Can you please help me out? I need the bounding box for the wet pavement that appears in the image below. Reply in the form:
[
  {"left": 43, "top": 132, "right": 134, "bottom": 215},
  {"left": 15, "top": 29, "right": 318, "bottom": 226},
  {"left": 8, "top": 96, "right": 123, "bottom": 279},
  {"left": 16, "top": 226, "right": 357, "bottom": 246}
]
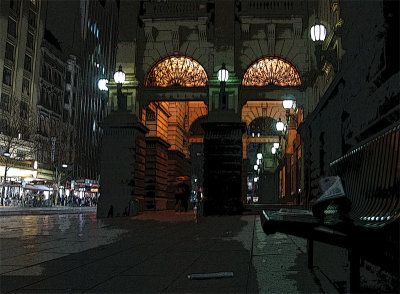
[{"left": 0, "top": 208, "right": 394, "bottom": 293}]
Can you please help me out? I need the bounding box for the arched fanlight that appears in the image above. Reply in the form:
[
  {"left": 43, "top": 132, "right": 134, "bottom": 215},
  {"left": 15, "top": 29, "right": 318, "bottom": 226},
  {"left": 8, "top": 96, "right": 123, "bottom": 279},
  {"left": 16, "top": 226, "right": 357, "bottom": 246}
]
[
  {"left": 310, "top": 24, "right": 327, "bottom": 42},
  {"left": 98, "top": 78, "right": 108, "bottom": 91},
  {"left": 113, "top": 65, "right": 125, "bottom": 84},
  {"left": 217, "top": 63, "right": 229, "bottom": 82},
  {"left": 276, "top": 118, "right": 285, "bottom": 132},
  {"left": 257, "top": 153, "right": 263, "bottom": 160}
]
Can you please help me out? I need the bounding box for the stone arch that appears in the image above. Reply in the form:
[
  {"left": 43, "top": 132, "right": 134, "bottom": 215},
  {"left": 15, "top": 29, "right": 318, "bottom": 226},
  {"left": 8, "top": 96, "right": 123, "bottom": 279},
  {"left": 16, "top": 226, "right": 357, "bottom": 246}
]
[
  {"left": 242, "top": 57, "right": 301, "bottom": 87},
  {"left": 144, "top": 55, "right": 208, "bottom": 87}
]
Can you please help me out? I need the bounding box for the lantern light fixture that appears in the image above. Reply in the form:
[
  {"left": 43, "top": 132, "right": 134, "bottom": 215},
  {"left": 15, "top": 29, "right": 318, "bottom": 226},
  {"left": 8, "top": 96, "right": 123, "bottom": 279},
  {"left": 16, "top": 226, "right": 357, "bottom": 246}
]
[
  {"left": 114, "top": 65, "right": 126, "bottom": 84},
  {"left": 98, "top": 78, "right": 109, "bottom": 91},
  {"left": 310, "top": 24, "right": 327, "bottom": 42},
  {"left": 257, "top": 153, "right": 263, "bottom": 160},
  {"left": 282, "top": 99, "right": 294, "bottom": 110},
  {"left": 273, "top": 142, "right": 280, "bottom": 149},
  {"left": 217, "top": 63, "right": 229, "bottom": 82},
  {"left": 276, "top": 118, "right": 285, "bottom": 132},
  {"left": 271, "top": 147, "right": 277, "bottom": 154},
  {"left": 254, "top": 164, "right": 258, "bottom": 171}
]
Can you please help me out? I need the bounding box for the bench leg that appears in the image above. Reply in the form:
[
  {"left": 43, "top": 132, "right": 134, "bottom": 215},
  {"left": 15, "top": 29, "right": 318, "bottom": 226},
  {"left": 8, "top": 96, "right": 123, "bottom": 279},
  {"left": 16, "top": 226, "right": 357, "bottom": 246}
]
[
  {"left": 348, "top": 250, "right": 360, "bottom": 293},
  {"left": 307, "top": 239, "right": 314, "bottom": 269}
]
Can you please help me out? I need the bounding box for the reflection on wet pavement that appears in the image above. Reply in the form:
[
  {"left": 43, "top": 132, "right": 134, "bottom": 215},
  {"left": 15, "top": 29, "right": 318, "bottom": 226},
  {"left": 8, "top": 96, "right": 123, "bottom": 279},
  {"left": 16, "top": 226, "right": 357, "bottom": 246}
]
[{"left": 0, "top": 212, "right": 128, "bottom": 276}]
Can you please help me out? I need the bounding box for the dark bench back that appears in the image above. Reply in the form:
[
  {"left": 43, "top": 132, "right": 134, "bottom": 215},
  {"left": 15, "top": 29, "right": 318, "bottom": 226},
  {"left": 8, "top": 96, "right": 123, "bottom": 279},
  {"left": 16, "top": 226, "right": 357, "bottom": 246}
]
[{"left": 329, "top": 124, "right": 400, "bottom": 228}]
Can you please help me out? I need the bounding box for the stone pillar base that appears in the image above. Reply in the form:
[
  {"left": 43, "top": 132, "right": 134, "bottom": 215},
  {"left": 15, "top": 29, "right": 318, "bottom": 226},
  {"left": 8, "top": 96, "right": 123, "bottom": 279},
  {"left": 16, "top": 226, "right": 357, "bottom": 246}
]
[
  {"left": 97, "top": 111, "right": 148, "bottom": 218},
  {"left": 201, "top": 122, "right": 246, "bottom": 215}
]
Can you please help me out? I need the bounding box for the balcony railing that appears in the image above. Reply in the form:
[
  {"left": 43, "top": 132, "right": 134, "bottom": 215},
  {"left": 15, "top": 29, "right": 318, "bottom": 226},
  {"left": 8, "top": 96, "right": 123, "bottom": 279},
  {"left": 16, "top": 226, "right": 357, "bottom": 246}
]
[
  {"left": 238, "top": 0, "right": 306, "bottom": 16},
  {"left": 142, "top": 1, "right": 209, "bottom": 19}
]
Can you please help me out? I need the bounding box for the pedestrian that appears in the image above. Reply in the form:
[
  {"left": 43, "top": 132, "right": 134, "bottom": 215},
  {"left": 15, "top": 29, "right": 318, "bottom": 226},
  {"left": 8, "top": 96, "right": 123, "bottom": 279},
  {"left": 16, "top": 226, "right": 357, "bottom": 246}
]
[
  {"left": 181, "top": 176, "right": 191, "bottom": 212},
  {"left": 174, "top": 177, "right": 184, "bottom": 213}
]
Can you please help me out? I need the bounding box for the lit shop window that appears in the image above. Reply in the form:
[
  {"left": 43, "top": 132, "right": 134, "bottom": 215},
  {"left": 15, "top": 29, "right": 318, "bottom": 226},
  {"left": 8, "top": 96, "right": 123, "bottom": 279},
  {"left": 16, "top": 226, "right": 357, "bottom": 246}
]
[
  {"left": 145, "top": 56, "right": 208, "bottom": 87},
  {"left": 242, "top": 57, "right": 301, "bottom": 86}
]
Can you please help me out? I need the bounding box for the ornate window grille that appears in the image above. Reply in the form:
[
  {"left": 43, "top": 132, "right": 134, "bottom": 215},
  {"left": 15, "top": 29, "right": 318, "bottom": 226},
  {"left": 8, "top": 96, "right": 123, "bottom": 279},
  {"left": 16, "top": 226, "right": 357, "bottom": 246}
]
[
  {"left": 242, "top": 57, "right": 301, "bottom": 86},
  {"left": 145, "top": 56, "right": 208, "bottom": 87}
]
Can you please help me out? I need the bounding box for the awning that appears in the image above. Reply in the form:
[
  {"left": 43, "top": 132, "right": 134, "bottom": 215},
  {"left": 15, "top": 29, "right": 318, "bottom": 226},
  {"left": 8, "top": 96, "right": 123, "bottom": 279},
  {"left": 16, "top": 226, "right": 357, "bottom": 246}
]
[{"left": 24, "top": 184, "right": 52, "bottom": 191}]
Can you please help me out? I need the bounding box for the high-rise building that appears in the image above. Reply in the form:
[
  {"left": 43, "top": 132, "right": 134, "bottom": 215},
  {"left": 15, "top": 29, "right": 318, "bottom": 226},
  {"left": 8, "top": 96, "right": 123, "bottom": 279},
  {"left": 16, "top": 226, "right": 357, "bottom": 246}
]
[
  {"left": 0, "top": 0, "right": 48, "bottom": 204},
  {"left": 44, "top": 0, "right": 119, "bottom": 182}
]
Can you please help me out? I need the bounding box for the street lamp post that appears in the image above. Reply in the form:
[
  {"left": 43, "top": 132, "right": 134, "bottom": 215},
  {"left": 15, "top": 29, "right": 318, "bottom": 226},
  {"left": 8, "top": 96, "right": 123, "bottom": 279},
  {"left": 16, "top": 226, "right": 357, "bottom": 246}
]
[
  {"left": 55, "top": 163, "right": 67, "bottom": 206},
  {"left": 1, "top": 150, "right": 11, "bottom": 206},
  {"left": 114, "top": 65, "right": 126, "bottom": 111},
  {"left": 217, "top": 63, "right": 229, "bottom": 109}
]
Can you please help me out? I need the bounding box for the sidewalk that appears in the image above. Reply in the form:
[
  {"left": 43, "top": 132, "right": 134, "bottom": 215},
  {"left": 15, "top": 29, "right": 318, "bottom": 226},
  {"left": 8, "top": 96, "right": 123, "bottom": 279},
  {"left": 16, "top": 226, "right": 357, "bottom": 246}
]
[
  {"left": 0, "top": 209, "right": 347, "bottom": 293},
  {"left": 0, "top": 205, "right": 96, "bottom": 216},
  {"left": 0, "top": 209, "right": 395, "bottom": 293}
]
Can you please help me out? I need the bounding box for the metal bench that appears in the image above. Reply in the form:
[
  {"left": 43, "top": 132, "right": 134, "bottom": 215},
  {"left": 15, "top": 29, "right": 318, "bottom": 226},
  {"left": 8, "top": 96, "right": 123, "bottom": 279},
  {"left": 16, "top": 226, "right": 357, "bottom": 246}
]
[{"left": 260, "top": 123, "right": 399, "bottom": 292}]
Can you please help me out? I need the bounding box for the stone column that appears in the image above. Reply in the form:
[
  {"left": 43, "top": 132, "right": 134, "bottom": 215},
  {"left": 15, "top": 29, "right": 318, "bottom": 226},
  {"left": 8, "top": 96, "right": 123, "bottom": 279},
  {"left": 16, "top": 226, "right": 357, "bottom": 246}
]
[
  {"left": 97, "top": 112, "right": 148, "bottom": 218},
  {"left": 144, "top": 137, "right": 170, "bottom": 210},
  {"left": 202, "top": 122, "right": 246, "bottom": 215}
]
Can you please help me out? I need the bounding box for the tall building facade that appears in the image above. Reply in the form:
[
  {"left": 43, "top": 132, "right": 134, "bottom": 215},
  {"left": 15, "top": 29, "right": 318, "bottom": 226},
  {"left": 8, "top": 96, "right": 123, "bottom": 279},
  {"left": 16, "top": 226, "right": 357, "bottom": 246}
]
[
  {"left": 0, "top": 0, "right": 48, "bottom": 204},
  {"left": 44, "top": 0, "right": 119, "bottom": 183}
]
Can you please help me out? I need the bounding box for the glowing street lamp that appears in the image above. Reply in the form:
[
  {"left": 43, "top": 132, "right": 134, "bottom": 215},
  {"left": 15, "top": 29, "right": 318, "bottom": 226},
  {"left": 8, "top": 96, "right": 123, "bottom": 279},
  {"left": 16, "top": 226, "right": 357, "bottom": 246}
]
[
  {"left": 217, "top": 63, "right": 229, "bottom": 82},
  {"left": 310, "top": 24, "right": 327, "bottom": 42},
  {"left": 276, "top": 118, "right": 285, "bottom": 132},
  {"left": 98, "top": 78, "right": 109, "bottom": 91},
  {"left": 282, "top": 99, "right": 294, "bottom": 110}
]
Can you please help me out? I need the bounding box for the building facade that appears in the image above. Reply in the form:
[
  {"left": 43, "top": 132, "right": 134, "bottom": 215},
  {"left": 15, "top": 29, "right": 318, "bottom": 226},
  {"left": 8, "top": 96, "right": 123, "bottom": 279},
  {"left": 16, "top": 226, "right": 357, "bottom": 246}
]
[{"left": 96, "top": 0, "right": 399, "bottom": 217}]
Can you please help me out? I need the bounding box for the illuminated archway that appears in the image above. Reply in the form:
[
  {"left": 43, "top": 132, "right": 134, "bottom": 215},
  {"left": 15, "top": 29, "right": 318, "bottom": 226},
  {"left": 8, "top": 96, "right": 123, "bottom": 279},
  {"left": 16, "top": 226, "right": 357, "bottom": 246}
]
[
  {"left": 242, "top": 57, "right": 301, "bottom": 86},
  {"left": 145, "top": 56, "right": 208, "bottom": 87}
]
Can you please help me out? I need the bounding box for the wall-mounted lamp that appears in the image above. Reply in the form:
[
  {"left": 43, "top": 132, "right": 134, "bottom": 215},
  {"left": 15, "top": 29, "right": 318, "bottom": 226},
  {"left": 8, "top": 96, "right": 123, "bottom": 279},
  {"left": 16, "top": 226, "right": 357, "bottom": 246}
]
[{"left": 311, "top": 23, "right": 337, "bottom": 72}]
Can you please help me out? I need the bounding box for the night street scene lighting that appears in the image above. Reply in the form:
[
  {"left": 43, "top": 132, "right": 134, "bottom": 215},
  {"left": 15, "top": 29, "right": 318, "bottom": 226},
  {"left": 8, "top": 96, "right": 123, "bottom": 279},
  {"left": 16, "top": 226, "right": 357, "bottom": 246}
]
[{"left": 0, "top": 1, "right": 398, "bottom": 293}]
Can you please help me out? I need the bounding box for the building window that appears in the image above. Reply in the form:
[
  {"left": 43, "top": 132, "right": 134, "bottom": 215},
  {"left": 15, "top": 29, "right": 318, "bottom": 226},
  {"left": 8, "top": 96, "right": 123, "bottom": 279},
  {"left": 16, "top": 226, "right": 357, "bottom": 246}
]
[
  {"left": 146, "top": 108, "right": 156, "bottom": 121},
  {"left": 5, "top": 42, "right": 15, "bottom": 61},
  {"left": 8, "top": 17, "right": 17, "bottom": 38},
  {"left": 1, "top": 93, "right": 10, "bottom": 112},
  {"left": 27, "top": 32, "right": 34, "bottom": 50},
  {"left": 24, "top": 54, "right": 32, "bottom": 72},
  {"left": 66, "top": 71, "right": 71, "bottom": 84},
  {"left": 22, "top": 78, "right": 31, "bottom": 96},
  {"left": 0, "top": 118, "right": 8, "bottom": 134},
  {"left": 145, "top": 56, "right": 208, "bottom": 87},
  {"left": 242, "top": 57, "right": 302, "bottom": 86},
  {"left": 28, "top": 10, "right": 36, "bottom": 27},
  {"left": 64, "top": 92, "right": 70, "bottom": 104},
  {"left": 20, "top": 101, "right": 28, "bottom": 119},
  {"left": 3, "top": 67, "right": 12, "bottom": 86},
  {"left": 10, "top": 0, "right": 18, "bottom": 10}
]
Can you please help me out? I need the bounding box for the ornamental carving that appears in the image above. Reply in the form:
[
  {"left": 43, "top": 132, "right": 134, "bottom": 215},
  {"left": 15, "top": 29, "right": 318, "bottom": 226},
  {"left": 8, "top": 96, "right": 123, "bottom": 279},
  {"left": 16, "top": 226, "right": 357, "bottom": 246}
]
[
  {"left": 242, "top": 57, "right": 301, "bottom": 86},
  {"left": 145, "top": 56, "right": 208, "bottom": 87}
]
